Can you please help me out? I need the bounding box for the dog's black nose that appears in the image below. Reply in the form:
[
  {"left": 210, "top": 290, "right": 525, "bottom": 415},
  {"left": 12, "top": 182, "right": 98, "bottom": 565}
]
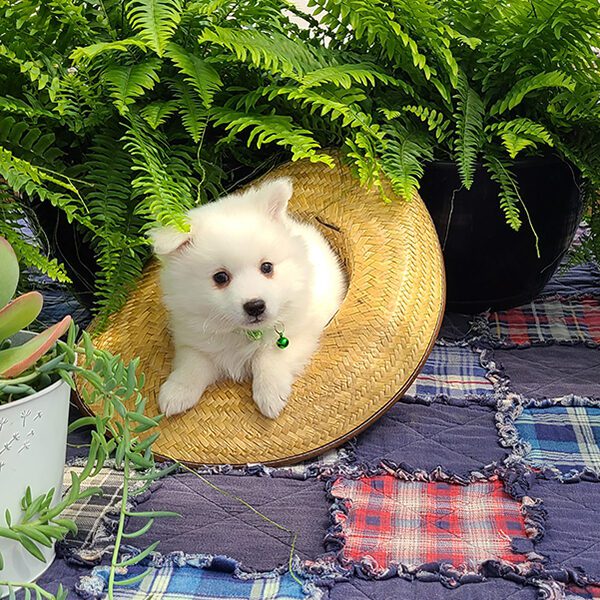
[{"left": 243, "top": 299, "right": 266, "bottom": 317}]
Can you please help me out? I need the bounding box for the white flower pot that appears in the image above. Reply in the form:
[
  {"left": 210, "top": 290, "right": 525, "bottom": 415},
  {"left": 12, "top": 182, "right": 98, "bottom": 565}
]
[{"left": 0, "top": 333, "right": 70, "bottom": 596}]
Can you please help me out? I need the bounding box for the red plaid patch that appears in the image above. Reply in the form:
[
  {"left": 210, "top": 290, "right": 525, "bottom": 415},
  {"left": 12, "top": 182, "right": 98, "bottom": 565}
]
[
  {"left": 489, "top": 298, "right": 600, "bottom": 347},
  {"left": 330, "top": 476, "right": 527, "bottom": 572},
  {"left": 567, "top": 584, "right": 600, "bottom": 599}
]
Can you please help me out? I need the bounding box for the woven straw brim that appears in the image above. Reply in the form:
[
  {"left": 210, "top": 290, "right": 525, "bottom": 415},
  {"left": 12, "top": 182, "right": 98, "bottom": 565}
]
[{"left": 77, "top": 155, "right": 445, "bottom": 466}]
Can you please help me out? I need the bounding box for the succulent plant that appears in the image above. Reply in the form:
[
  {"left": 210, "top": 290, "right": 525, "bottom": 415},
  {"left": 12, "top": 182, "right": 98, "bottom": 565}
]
[{"left": 0, "top": 236, "right": 71, "bottom": 400}]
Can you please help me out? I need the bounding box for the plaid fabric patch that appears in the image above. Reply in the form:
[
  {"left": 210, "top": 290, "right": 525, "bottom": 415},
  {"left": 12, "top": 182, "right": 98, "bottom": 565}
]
[
  {"left": 487, "top": 298, "right": 600, "bottom": 348},
  {"left": 330, "top": 476, "right": 527, "bottom": 571},
  {"left": 515, "top": 406, "right": 600, "bottom": 474},
  {"left": 566, "top": 584, "right": 600, "bottom": 599},
  {"left": 88, "top": 564, "right": 308, "bottom": 600},
  {"left": 407, "top": 345, "right": 494, "bottom": 400},
  {"left": 61, "top": 465, "right": 124, "bottom": 549}
]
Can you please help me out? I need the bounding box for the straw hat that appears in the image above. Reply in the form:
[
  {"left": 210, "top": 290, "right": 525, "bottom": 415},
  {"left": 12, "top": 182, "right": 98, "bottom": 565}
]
[{"left": 77, "top": 155, "right": 445, "bottom": 466}]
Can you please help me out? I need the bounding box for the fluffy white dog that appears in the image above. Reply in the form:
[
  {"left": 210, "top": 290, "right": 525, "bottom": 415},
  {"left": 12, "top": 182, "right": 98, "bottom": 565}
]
[{"left": 150, "top": 178, "right": 346, "bottom": 419}]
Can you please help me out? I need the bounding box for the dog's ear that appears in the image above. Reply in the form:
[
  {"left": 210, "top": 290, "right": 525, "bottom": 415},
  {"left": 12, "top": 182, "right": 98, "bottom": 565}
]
[
  {"left": 258, "top": 177, "right": 293, "bottom": 220},
  {"left": 148, "top": 225, "right": 192, "bottom": 256}
]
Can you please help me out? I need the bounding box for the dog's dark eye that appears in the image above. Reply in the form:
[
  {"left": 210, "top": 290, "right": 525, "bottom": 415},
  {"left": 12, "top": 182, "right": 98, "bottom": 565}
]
[
  {"left": 260, "top": 262, "right": 273, "bottom": 275},
  {"left": 213, "top": 271, "right": 230, "bottom": 286}
]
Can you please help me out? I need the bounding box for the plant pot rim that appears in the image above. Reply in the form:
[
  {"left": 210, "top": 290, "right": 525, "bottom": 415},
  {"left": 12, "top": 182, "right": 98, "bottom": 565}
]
[
  {"left": 0, "top": 376, "right": 68, "bottom": 411},
  {"left": 0, "top": 330, "right": 70, "bottom": 411}
]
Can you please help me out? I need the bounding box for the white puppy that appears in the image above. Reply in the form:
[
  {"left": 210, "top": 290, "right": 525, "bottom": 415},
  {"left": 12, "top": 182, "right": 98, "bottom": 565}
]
[{"left": 150, "top": 178, "right": 346, "bottom": 419}]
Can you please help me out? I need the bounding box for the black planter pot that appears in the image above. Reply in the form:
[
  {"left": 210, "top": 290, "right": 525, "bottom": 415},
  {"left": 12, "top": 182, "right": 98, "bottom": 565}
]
[
  {"left": 420, "top": 155, "right": 583, "bottom": 313},
  {"left": 31, "top": 201, "right": 98, "bottom": 309}
]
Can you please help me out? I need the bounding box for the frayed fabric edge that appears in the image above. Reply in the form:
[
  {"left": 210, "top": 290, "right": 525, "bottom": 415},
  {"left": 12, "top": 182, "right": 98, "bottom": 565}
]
[
  {"left": 496, "top": 394, "right": 600, "bottom": 483},
  {"left": 322, "top": 462, "right": 547, "bottom": 588},
  {"left": 75, "top": 551, "right": 331, "bottom": 600}
]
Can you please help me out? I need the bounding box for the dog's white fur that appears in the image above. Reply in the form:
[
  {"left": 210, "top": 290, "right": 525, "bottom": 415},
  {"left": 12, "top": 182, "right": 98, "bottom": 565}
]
[{"left": 150, "top": 178, "right": 346, "bottom": 419}]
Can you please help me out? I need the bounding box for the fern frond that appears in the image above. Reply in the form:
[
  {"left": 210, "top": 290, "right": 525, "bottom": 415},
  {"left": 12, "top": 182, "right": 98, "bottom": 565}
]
[
  {"left": 381, "top": 127, "right": 433, "bottom": 201},
  {"left": 166, "top": 43, "right": 222, "bottom": 108},
  {"left": 125, "top": 0, "right": 183, "bottom": 56},
  {"left": 484, "top": 155, "right": 522, "bottom": 231},
  {"left": 488, "top": 118, "right": 554, "bottom": 159},
  {"left": 0, "top": 97, "right": 55, "bottom": 119},
  {"left": 454, "top": 78, "right": 484, "bottom": 189},
  {"left": 70, "top": 38, "right": 149, "bottom": 64},
  {"left": 103, "top": 58, "right": 161, "bottom": 114},
  {"left": 490, "top": 71, "right": 575, "bottom": 115},
  {"left": 199, "top": 27, "right": 324, "bottom": 78},
  {"left": 211, "top": 107, "right": 333, "bottom": 165},
  {"left": 0, "top": 147, "right": 86, "bottom": 225},
  {"left": 0, "top": 189, "right": 70, "bottom": 282},
  {"left": 140, "top": 100, "right": 179, "bottom": 128},
  {"left": 0, "top": 116, "right": 64, "bottom": 165},
  {"left": 123, "top": 113, "right": 195, "bottom": 229},
  {"left": 300, "top": 63, "right": 396, "bottom": 90},
  {"left": 402, "top": 104, "right": 451, "bottom": 142},
  {"left": 170, "top": 80, "right": 207, "bottom": 143},
  {"left": 85, "top": 133, "right": 148, "bottom": 319},
  {"left": 343, "top": 131, "right": 384, "bottom": 193}
]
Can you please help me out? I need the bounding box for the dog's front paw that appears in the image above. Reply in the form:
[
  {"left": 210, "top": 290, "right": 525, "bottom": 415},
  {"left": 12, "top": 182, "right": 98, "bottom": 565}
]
[
  {"left": 158, "top": 379, "right": 203, "bottom": 416},
  {"left": 252, "top": 374, "right": 292, "bottom": 419}
]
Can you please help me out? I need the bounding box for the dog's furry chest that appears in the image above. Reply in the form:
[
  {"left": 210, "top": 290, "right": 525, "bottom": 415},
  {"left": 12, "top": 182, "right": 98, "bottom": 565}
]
[{"left": 182, "top": 329, "right": 272, "bottom": 382}]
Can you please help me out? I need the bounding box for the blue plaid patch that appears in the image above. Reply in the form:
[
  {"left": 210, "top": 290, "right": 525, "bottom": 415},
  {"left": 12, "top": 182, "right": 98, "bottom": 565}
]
[
  {"left": 87, "top": 563, "right": 308, "bottom": 600},
  {"left": 515, "top": 406, "right": 600, "bottom": 474},
  {"left": 407, "top": 345, "right": 494, "bottom": 401}
]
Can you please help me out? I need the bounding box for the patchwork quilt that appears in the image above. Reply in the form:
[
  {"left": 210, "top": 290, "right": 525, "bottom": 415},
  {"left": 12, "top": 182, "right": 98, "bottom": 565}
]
[{"left": 33, "top": 259, "right": 600, "bottom": 600}]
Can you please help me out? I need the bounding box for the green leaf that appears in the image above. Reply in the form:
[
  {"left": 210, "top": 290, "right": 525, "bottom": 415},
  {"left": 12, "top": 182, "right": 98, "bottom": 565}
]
[
  {"left": 103, "top": 59, "right": 162, "bottom": 114},
  {"left": 141, "top": 100, "right": 179, "bottom": 128},
  {"left": 166, "top": 44, "right": 222, "bottom": 108},
  {"left": 18, "top": 534, "right": 46, "bottom": 562},
  {"left": 454, "top": 79, "right": 484, "bottom": 189},
  {"left": 71, "top": 38, "right": 149, "bottom": 63},
  {"left": 0, "top": 316, "right": 71, "bottom": 377},
  {"left": 116, "top": 540, "right": 160, "bottom": 567},
  {"left": 490, "top": 71, "right": 575, "bottom": 115},
  {"left": 381, "top": 128, "right": 433, "bottom": 201},
  {"left": 114, "top": 566, "right": 154, "bottom": 586},
  {"left": 122, "top": 518, "right": 155, "bottom": 538},
  {"left": 126, "top": 0, "right": 183, "bottom": 56}
]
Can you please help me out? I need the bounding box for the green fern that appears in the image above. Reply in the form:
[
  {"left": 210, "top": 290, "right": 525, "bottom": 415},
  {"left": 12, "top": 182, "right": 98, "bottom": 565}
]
[
  {"left": 86, "top": 134, "right": 148, "bottom": 319},
  {"left": 103, "top": 59, "right": 162, "bottom": 114},
  {"left": 402, "top": 105, "right": 451, "bottom": 142},
  {"left": 484, "top": 155, "right": 522, "bottom": 231},
  {"left": 166, "top": 43, "right": 222, "bottom": 108},
  {"left": 490, "top": 71, "right": 575, "bottom": 115},
  {"left": 199, "top": 27, "right": 325, "bottom": 78},
  {"left": 300, "top": 63, "right": 396, "bottom": 90},
  {"left": 211, "top": 107, "right": 333, "bottom": 165},
  {"left": 488, "top": 118, "right": 554, "bottom": 159},
  {"left": 126, "top": 0, "right": 183, "bottom": 56},
  {"left": 381, "top": 127, "right": 433, "bottom": 201},
  {"left": 141, "top": 100, "right": 180, "bottom": 128},
  {"left": 454, "top": 78, "right": 484, "bottom": 189},
  {"left": 124, "top": 113, "right": 195, "bottom": 229},
  {"left": 0, "top": 188, "right": 70, "bottom": 282},
  {"left": 70, "top": 38, "right": 149, "bottom": 64},
  {"left": 170, "top": 79, "right": 207, "bottom": 143}
]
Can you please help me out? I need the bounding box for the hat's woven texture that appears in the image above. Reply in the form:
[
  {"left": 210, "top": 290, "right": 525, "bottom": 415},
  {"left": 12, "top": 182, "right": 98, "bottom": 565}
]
[{"left": 80, "top": 155, "right": 445, "bottom": 466}]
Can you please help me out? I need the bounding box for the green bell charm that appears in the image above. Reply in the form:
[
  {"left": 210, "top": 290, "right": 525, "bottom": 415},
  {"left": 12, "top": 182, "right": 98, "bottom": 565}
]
[{"left": 275, "top": 326, "right": 289, "bottom": 349}]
